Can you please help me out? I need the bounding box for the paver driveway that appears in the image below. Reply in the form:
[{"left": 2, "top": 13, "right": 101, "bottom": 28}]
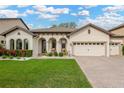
[{"left": 76, "top": 56, "right": 124, "bottom": 88}]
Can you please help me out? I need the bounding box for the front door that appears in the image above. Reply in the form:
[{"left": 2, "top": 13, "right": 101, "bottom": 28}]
[{"left": 42, "top": 40, "right": 46, "bottom": 53}]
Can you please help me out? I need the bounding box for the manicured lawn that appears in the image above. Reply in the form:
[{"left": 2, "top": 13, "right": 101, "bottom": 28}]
[{"left": 0, "top": 59, "right": 92, "bottom": 88}]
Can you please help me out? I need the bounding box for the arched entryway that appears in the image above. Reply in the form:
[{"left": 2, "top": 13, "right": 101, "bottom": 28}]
[
  {"left": 49, "top": 38, "right": 56, "bottom": 52},
  {"left": 38, "top": 38, "right": 46, "bottom": 55},
  {"left": 59, "top": 38, "right": 67, "bottom": 52}
]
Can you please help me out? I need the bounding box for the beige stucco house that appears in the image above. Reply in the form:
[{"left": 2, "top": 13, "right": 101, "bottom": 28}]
[{"left": 0, "top": 18, "right": 124, "bottom": 57}]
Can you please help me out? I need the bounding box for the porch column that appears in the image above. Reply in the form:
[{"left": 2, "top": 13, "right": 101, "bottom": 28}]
[
  {"left": 46, "top": 40, "right": 49, "bottom": 53},
  {"left": 14, "top": 39, "right": 16, "bottom": 50},
  {"left": 56, "top": 40, "right": 60, "bottom": 53}
]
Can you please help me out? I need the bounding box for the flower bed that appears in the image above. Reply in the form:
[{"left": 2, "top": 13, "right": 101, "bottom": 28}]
[{"left": 0, "top": 48, "right": 32, "bottom": 57}]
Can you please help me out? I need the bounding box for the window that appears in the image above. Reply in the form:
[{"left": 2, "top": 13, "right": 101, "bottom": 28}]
[
  {"left": 77, "top": 43, "right": 80, "bottom": 45},
  {"left": 88, "top": 29, "right": 91, "bottom": 34},
  {"left": 97, "top": 43, "right": 99, "bottom": 45},
  {"left": 24, "top": 39, "right": 28, "bottom": 50},
  {"left": 1, "top": 40, "right": 4, "bottom": 44},
  {"left": 16, "top": 39, "right": 22, "bottom": 50},
  {"left": 10, "top": 39, "right": 14, "bottom": 50},
  {"left": 73, "top": 43, "right": 76, "bottom": 45},
  {"left": 81, "top": 43, "right": 84, "bottom": 45},
  {"left": 93, "top": 43, "right": 96, "bottom": 45},
  {"left": 89, "top": 43, "right": 92, "bottom": 45},
  {"left": 17, "top": 32, "right": 20, "bottom": 35}
]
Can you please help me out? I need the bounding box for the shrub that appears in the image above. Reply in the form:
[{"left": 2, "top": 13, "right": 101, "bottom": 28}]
[
  {"left": 54, "top": 52, "right": 58, "bottom": 56},
  {"left": 59, "top": 52, "right": 63, "bottom": 57},
  {"left": 2, "top": 55, "right": 7, "bottom": 59},
  {"left": 9, "top": 56, "right": 13, "bottom": 59},
  {"left": 122, "top": 45, "right": 124, "bottom": 55},
  {"left": 9, "top": 50, "right": 16, "bottom": 56},
  {"left": 48, "top": 52, "right": 52, "bottom": 56},
  {"left": 17, "top": 56, "right": 21, "bottom": 59},
  {"left": 0, "top": 48, "right": 5, "bottom": 56},
  {"left": 25, "top": 50, "right": 32, "bottom": 57}
]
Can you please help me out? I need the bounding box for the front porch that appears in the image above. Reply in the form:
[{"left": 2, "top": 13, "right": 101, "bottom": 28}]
[{"left": 37, "top": 37, "right": 68, "bottom": 56}]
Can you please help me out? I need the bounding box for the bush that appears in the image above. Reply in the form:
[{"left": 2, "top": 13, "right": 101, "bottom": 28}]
[
  {"left": 59, "top": 52, "right": 63, "bottom": 57},
  {"left": 25, "top": 50, "right": 32, "bottom": 57},
  {"left": 122, "top": 45, "right": 124, "bottom": 55},
  {"left": 9, "top": 56, "right": 13, "bottom": 59},
  {"left": 2, "top": 55, "right": 7, "bottom": 59},
  {"left": 17, "top": 56, "right": 21, "bottom": 59},
  {"left": 48, "top": 52, "right": 52, "bottom": 56},
  {"left": 54, "top": 52, "right": 58, "bottom": 56}
]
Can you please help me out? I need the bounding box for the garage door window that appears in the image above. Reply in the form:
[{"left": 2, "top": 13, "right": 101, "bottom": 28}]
[
  {"left": 77, "top": 43, "right": 80, "bottom": 45},
  {"left": 73, "top": 43, "right": 76, "bottom": 45},
  {"left": 97, "top": 43, "right": 100, "bottom": 45}
]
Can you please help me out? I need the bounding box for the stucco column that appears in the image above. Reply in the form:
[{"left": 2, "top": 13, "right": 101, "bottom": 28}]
[
  {"left": 14, "top": 39, "right": 16, "bottom": 50},
  {"left": 106, "top": 41, "right": 110, "bottom": 57},
  {"left": 46, "top": 40, "right": 49, "bottom": 53},
  {"left": 56, "top": 40, "right": 60, "bottom": 53}
]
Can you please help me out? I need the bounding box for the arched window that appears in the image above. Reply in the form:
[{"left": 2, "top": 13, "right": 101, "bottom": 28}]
[
  {"left": 24, "top": 39, "right": 28, "bottom": 50},
  {"left": 16, "top": 39, "right": 22, "bottom": 50},
  {"left": 10, "top": 39, "right": 14, "bottom": 50}
]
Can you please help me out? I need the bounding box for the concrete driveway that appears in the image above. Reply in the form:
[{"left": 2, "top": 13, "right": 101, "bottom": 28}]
[{"left": 76, "top": 56, "right": 124, "bottom": 88}]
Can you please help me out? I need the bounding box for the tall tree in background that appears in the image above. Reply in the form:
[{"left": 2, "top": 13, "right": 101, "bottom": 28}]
[{"left": 50, "top": 22, "right": 77, "bottom": 28}]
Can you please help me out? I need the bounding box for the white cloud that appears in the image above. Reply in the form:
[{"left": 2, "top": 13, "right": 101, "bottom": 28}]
[
  {"left": 71, "top": 10, "right": 89, "bottom": 16},
  {"left": 83, "top": 5, "right": 98, "bottom": 9},
  {"left": 27, "top": 23, "right": 33, "bottom": 29},
  {"left": 39, "top": 13, "right": 58, "bottom": 21},
  {"left": 78, "top": 12, "right": 124, "bottom": 30},
  {"left": 33, "top": 5, "right": 70, "bottom": 14},
  {"left": 78, "top": 7, "right": 83, "bottom": 10},
  {"left": 0, "top": 6, "right": 10, "bottom": 9},
  {"left": 17, "top": 5, "right": 30, "bottom": 8},
  {"left": 25, "top": 9, "right": 35, "bottom": 14},
  {"left": 0, "top": 9, "right": 27, "bottom": 18},
  {"left": 103, "top": 5, "right": 124, "bottom": 12}
]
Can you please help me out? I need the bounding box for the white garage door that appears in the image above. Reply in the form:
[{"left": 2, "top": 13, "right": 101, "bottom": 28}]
[
  {"left": 73, "top": 42, "right": 106, "bottom": 56},
  {"left": 110, "top": 43, "right": 120, "bottom": 56}
]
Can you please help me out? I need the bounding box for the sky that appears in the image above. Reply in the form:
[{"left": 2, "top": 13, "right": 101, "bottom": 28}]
[{"left": 0, "top": 5, "right": 124, "bottom": 30}]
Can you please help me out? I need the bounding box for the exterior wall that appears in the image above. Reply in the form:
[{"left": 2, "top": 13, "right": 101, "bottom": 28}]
[
  {"left": 6, "top": 29, "right": 33, "bottom": 50},
  {"left": 0, "top": 36, "right": 5, "bottom": 48},
  {"left": 69, "top": 26, "right": 110, "bottom": 56},
  {"left": 33, "top": 33, "right": 69, "bottom": 56}
]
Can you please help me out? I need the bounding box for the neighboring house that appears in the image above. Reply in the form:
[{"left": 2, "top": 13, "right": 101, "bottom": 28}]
[
  {"left": 0, "top": 18, "right": 29, "bottom": 48},
  {"left": 0, "top": 18, "right": 124, "bottom": 57}
]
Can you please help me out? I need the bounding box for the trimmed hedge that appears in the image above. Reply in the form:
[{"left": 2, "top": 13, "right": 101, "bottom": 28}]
[{"left": 0, "top": 48, "right": 32, "bottom": 57}]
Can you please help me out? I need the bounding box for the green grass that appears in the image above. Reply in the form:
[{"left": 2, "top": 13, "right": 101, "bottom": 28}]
[{"left": 0, "top": 59, "right": 92, "bottom": 88}]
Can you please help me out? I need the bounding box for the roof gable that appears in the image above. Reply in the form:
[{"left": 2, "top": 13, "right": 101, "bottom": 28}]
[
  {"left": 0, "top": 18, "right": 29, "bottom": 30},
  {"left": 68, "top": 23, "right": 111, "bottom": 36},
  {"left": 1, "top": 26, "right": 33, "bottom": 36}
]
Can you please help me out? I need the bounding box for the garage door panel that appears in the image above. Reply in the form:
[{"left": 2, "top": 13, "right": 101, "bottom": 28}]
[
  {"left": 73, "top": 42, "right": 105, "bottom": 56},
  {"left": 110, "top": 44, "right": 120, "bottom": 56}
]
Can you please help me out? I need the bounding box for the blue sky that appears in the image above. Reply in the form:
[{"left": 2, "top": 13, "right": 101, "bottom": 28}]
[{"left": 0, "top": 5, "right": 124, "bottom": 29}]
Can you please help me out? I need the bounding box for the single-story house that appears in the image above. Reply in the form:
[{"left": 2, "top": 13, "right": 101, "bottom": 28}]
[{"left": 0, "top": 18, "right": 124, "bottom": 57}]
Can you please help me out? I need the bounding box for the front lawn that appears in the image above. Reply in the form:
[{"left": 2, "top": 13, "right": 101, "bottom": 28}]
[{"left": 0, "top": 59, "right": 92, "bottom": 88}]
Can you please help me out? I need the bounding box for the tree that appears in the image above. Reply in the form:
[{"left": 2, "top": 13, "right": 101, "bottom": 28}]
[
  {"left": 51, "top": 24, "right": 57, "bottom": 28},
  {"left": 59, "top": 22, "right": 77, "bottom": 28},
  {"left": 69, "top": 22, "right": 77, "bottom": 28}
]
